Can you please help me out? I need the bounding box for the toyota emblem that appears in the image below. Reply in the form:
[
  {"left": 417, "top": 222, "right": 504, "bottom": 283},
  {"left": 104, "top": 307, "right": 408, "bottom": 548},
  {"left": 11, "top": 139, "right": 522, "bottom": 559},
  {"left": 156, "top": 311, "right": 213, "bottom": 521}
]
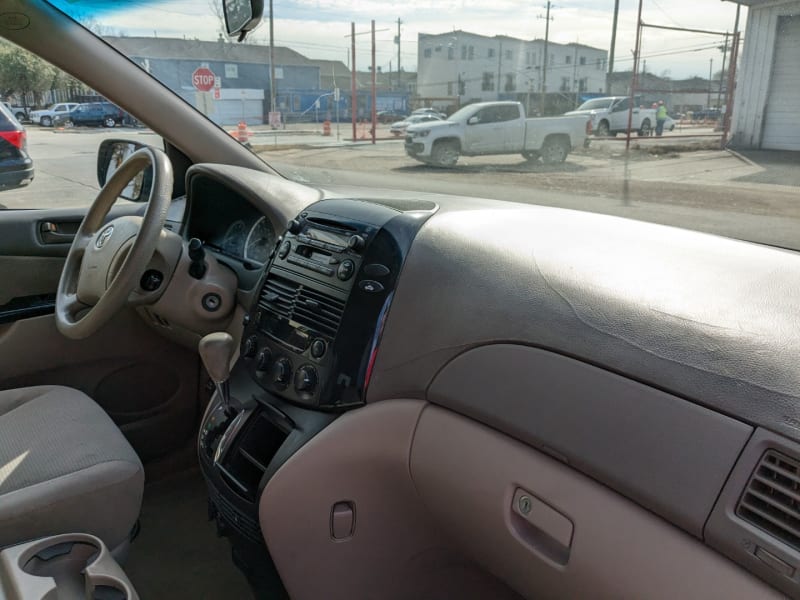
[{"left": 96, "top": 225, "right": 114, "bottom": 249}]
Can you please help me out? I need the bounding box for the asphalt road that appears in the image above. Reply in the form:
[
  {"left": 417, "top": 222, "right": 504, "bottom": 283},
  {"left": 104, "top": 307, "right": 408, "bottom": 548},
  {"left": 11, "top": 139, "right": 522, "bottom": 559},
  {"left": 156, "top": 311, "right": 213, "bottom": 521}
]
[
  {"left": 3, "top": 125, "right": 798, "bottom": 250},
  {"left": 0, "top": 127, "right": 162, "bottom": 210}
]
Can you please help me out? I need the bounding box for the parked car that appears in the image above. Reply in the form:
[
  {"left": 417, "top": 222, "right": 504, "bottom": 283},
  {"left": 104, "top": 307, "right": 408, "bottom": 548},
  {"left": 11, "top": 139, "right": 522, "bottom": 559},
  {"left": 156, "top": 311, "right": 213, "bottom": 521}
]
[
  {"left": 390, "top": 113, "right": 444, "bottom": 136},
  {"left": 692, "top": 108, "right": 721, "bottom": 122},
  {"left": 2, "top": 102, "right": 29, "bottom": 122},
  {"left": 405, "top": 101, "right": 588, "bottom": 166},
  {"left": 28, "top": 102, "right": 80, "bottom": 126},
  {"left": 377, "top": 109, "right": 408, "bottom": 124},
  {"left": 664, "top": 115, "right": 677, "bottom": 132},
  {"left": 0, "top": 102, "right": 33, "bottom": 190},
  {"left": 565, "top": 96, "right": 656, "bottom": 137},
  {"left": 53, "top": 102, "right": 124, "bottom": 128},
  {"left": 411, "top": 107, "right": 447, "bottom": 119}
]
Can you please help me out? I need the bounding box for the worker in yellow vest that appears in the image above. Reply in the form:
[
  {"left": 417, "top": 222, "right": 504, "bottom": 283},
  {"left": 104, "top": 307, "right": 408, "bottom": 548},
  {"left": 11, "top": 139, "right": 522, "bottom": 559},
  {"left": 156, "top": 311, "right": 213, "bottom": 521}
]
[{"left": 655, "top": 100, "right": 668, "bottom": 137}]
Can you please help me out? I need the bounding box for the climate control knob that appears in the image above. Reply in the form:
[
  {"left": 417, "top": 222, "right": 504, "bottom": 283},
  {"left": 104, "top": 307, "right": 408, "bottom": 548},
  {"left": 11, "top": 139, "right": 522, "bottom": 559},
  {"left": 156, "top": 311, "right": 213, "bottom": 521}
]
[
  {"left": 256, "top": 348, "right": 272, "bottom": 372},
  {"left": 272, "top": 358, "right": 292, "bottom": 386},
  {"left": 243, "top": 335, "right": 258, "bottom": 359},
  {"left": 347, "top": 235, "right": 366, "bottom": 252},
  {"left": 294, "top": 365, "right": 318, "bottom": 393}
]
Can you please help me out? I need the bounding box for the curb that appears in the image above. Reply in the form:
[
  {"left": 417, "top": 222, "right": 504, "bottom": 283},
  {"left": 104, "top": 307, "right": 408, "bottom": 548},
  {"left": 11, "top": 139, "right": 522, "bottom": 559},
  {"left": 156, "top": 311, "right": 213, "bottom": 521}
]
[{"left": 725, "top": 148, "right": 759, "bottom": 168}]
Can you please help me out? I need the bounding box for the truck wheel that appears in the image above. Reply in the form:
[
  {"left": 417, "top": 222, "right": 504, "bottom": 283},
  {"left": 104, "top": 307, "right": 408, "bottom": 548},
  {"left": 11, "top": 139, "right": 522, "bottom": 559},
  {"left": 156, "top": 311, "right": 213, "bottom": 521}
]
[
  {"left": 103, "top": 117, "right": 116, "bottom": 128},
  {"left": 541, "top": 137, "right": 569, "bottom": 165},
  {"left": 522, "top": 151, "right": 540, "bottom": 162},
  {"left": 40, "top": 116, "right": 52, "bottom": 127},
  {"left": 14, "top": 112, "right": 25, "bottom": 121},
  {"left": 638, "top": 119, "right": 651, "bottom": 137},
  {"left": 596, "top": 121, "right": 610, "bottom": 137},
  {"left": 431, "top": 141, "right": 459, "bottom": 167}
]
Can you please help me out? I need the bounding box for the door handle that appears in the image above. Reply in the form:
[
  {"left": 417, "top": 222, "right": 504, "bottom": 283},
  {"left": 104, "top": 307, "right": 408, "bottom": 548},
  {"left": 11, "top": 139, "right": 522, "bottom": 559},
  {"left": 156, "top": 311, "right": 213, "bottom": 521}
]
[{"left": 39, "top": 221, "right": 79, "bottom": 245}]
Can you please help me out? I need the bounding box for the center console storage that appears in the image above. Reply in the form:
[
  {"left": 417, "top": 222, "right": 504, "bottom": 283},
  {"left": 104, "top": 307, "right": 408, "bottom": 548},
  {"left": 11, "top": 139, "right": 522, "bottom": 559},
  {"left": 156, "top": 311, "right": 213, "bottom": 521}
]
[
  {"left": 0, "top": 533, "right": 138, "bottom": 600},
  {"left": 197, "top": 198, "right": 436, "bottom": 595}
]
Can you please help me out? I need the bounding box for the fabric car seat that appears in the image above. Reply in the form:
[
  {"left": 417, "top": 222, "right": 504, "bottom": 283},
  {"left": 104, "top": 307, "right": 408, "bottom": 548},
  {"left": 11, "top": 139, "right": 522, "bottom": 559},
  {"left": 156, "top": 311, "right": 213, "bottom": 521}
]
[{"left": 0, "top": 385, "right": 143, "bottom": 552}]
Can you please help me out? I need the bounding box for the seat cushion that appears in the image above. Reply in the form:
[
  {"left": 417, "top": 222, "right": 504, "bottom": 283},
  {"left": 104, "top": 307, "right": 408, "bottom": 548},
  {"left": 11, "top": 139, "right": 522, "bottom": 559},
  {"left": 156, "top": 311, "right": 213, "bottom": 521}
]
[{"left": 0, "top": 385, "right": 144, "bottom": 550}]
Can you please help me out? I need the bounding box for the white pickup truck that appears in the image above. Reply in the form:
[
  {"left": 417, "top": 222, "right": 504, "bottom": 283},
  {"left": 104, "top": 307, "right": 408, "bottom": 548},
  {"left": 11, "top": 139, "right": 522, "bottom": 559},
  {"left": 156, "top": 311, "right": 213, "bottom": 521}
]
[
  {"left": 565, "top": 96, "right": 656, "bottom": 137},
  {"left": 405, "top": 101, "right": 589, "bottom": 167},
  {"left": 29, "top": 102, "right": 80, "bottom": 127}
]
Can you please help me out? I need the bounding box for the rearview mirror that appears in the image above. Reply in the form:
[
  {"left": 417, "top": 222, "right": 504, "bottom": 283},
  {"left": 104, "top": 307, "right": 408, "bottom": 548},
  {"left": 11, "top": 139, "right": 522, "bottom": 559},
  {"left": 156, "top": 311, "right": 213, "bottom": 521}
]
[
  {"left": 97, "top": 140, "right": 153, "bottom": 202},
  {"left": 223, "top": 0, "right": 264, "bottom": 40},
  {"left": 467, "top": 116, "right": 479, "bottom": 125}
]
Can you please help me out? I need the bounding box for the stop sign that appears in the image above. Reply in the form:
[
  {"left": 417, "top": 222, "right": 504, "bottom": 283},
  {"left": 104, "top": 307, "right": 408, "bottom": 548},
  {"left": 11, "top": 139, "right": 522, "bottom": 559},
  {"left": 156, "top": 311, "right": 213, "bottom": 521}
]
[{"left": 192, "top": 67, "right": 216, "bottom": 92}]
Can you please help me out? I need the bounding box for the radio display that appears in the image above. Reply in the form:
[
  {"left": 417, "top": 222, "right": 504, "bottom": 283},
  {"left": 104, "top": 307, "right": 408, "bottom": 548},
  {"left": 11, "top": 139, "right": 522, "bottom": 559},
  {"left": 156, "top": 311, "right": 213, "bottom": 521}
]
[{"left": 307, "top": 228, "right": 348, "bottom": 247}]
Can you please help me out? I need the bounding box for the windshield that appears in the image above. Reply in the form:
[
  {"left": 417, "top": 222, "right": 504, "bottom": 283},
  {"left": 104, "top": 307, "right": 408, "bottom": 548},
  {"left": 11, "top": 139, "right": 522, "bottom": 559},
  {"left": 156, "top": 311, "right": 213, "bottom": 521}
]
[
  {"left": 576, "top": 98, "right": 615, "bottom": 111},
  {"left": 3, "top": 0, "right": 798, "bottom": 251}
]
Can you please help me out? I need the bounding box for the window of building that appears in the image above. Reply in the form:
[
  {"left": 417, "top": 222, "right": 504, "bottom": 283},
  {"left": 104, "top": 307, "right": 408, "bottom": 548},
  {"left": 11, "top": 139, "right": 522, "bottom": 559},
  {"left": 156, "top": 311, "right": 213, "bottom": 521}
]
[
  {"left": 224, "top": 63, "right": 238, "bottom": 78},
  {"left": 447, "top": 81, "right": 454, "bottom": 95},
  {"left": 448, "top": 47, "right": 454, "bottom": 60},
  {"left": 424, "top": 48, "right": 432, "bottom": 58},
  {"left": 579, "top": 77, "right": 588, "bottom": 92},
  {"left": 560, "top": 77, "right": 569, "bottom": 91},
  {"left": 596, "top": 58, "right": 601, "bottom": 70},
  {"left": 525, "top": 51, "right": 531, "bottom": 65},
  {"left": 504, "top": 74, "right": 516, "bottom": 92},
  {"left": 579, "top": 56, "right": 586, "bottom": 66},
  {"left": 566, "top": 55, "right": 572, "bottom": 65},
  {"left": 459, "top": 78, "right": 465, "bottom": 95},
  {"left": 481, "top": 72, "right": 494, "bottom": 91},
  {"left": 505, "top": 49, "right": 512, "bottom": 60},
  {"left": 435, "top": 45, "right": 442, "bottom": 52},
  {"left": 549, "top": 54, "right": 554, "bottom": 65},
  {"left": 461, "top": 45, "right": 467, "bottom": 60},
  {"left": 468, "top": 46, "right": 475, "bottom": 60},
  {"left": 488, "top": 48, "right": 496, "bottom": 58}
]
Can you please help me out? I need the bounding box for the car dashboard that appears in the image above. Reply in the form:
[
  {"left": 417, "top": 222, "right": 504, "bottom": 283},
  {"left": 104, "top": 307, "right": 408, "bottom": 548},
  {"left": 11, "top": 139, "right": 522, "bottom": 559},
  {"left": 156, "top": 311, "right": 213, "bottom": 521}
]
[{"left": 147, "top": 162, "right": 800, "bottom": 600}]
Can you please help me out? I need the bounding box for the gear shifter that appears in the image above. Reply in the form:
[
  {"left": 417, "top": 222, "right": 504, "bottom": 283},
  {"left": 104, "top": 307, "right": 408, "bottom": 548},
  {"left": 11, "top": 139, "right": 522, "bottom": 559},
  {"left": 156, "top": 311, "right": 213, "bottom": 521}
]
[{"left": 199, "top": 332, "right": 236, "bottom": 415}]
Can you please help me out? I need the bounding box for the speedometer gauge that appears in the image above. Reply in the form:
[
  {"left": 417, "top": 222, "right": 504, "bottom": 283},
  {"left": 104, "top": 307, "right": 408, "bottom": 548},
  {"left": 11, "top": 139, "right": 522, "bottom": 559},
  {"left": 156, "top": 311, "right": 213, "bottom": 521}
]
[
  {"left": 244, "top": 217, "right": 276, "bottom": 264},
  {"left": 222, "top": 220, "right": 246, "bottom": 257}
]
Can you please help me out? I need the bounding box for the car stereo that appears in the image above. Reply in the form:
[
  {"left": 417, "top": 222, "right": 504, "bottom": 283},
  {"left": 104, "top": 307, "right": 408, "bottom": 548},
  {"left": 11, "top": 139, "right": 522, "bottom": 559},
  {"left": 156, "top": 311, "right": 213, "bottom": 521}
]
[{"left": 240, "top": 199, "right": 435, "bottom": 409}]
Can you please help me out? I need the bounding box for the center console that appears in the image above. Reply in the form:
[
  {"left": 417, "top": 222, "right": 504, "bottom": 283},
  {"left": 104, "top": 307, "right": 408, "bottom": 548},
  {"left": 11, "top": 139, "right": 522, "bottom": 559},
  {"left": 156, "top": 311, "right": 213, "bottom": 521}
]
[{"left": 196, "top": 198, "right": 435, "bottom": 594}]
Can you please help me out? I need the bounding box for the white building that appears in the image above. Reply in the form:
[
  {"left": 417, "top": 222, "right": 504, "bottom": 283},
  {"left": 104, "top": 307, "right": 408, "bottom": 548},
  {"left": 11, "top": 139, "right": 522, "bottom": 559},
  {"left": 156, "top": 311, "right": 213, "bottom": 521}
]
[
  {"left": 416, "top": 30, "right": 607, "bottom": 112},
  {"left": 728, "top": 0, "right": 800, "bottom": 150}
]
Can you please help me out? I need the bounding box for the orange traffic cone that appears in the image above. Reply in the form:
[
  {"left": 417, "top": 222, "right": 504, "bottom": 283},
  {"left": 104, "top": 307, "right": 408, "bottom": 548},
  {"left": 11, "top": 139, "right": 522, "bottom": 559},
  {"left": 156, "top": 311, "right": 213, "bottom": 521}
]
[
  {"left": 322, "top": 120, "right": 331, "bottom": 136},
  {"left": 236, "top": 121, "right": 249, "bottom": 143}
]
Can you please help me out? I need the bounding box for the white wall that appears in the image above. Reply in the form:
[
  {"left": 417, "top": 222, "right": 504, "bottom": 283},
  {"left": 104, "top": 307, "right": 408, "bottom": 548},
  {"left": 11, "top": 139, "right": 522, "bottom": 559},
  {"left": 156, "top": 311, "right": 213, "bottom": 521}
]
[
  {"left": 417, "top": 32, "right": 607, "bottom": 105},
  {"left": 731, "top": 0, "right": 800, "bottom": 148}
]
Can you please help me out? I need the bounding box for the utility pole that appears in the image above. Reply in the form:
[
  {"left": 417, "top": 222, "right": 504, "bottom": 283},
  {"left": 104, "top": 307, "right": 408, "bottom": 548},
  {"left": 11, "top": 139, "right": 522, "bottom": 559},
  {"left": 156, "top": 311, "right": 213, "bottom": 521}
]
[
  {"left": 396, "top": 18, "right": 402, "bottom": 92},
  {"left": 351, "top": 22, "right": 357, "bottom": 141},
  {"left": 607, "top": 0, "right": 619, "bottom": 94},
  {"left": 538, "top": 1, "right": 554, "bottom": 116},
  {"left": 707, "top": 57, "right": 713, "bottom": 107},
  {"left": 717, "top": 32, "right": 728, "bottom": 109},
  {"left": 572, "top": 44, "right": 578, "bottom": 107},
  {"left": 269, "top": 0, "right": 276, "bottom": 124},
  {"left": 371, "top": 20, "right": 376, "bottom": 144},
  {"left": 497, "top": 39, "right": 503, "bottom": 100}
]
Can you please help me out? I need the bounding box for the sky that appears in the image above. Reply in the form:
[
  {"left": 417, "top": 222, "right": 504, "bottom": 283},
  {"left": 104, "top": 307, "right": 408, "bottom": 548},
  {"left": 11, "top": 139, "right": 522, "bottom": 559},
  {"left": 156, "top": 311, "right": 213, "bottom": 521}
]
[{"left": 52, "top": 0, "right": 746, "bottom": 80}]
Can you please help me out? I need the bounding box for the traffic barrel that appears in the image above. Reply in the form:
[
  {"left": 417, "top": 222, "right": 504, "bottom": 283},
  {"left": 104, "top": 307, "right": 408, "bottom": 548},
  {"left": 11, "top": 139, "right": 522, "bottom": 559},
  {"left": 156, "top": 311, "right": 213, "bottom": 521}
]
[
  {"left": 236, "top": 121, "right": 249, "bottom": 143},
  {"left": 322, "top": 120, "right": 331, "bottom": 136}
]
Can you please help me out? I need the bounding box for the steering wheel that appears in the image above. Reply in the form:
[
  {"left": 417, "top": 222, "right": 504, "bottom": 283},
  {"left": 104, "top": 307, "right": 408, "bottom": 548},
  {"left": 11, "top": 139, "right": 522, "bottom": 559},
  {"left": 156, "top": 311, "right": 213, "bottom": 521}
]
[{"left": 55, "top": 146, "right": 173, "bottom": 339}]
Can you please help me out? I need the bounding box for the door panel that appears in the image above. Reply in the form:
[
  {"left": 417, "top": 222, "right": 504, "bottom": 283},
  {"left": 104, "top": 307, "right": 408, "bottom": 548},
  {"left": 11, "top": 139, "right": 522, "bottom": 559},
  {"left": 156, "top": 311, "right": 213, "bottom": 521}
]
[{"left": 0, "top": 206, "right": 201, "bottom": 461}]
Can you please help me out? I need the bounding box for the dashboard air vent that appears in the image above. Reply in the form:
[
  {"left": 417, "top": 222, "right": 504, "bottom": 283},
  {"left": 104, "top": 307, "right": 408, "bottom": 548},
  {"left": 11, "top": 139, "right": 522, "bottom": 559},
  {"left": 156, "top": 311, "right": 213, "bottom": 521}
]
[
  {"left": 737, "top": 450, "right": 800, "bottom": 550},
  {"left": 258, "top": 274, "right": 345, "bottom": 337}
]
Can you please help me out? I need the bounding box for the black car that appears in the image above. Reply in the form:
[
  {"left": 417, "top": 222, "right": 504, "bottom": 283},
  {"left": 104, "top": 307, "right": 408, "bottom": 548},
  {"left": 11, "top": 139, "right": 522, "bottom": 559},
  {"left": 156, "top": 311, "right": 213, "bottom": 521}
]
[
  {"left": 53, "top": 102, "right": 124, "bottom": 128},
  {"left": 0, "top": 102, "right": 33, "bottom": 190},
  {"left": 377, "top": 109, "right": 409, "bottom": 123}
]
